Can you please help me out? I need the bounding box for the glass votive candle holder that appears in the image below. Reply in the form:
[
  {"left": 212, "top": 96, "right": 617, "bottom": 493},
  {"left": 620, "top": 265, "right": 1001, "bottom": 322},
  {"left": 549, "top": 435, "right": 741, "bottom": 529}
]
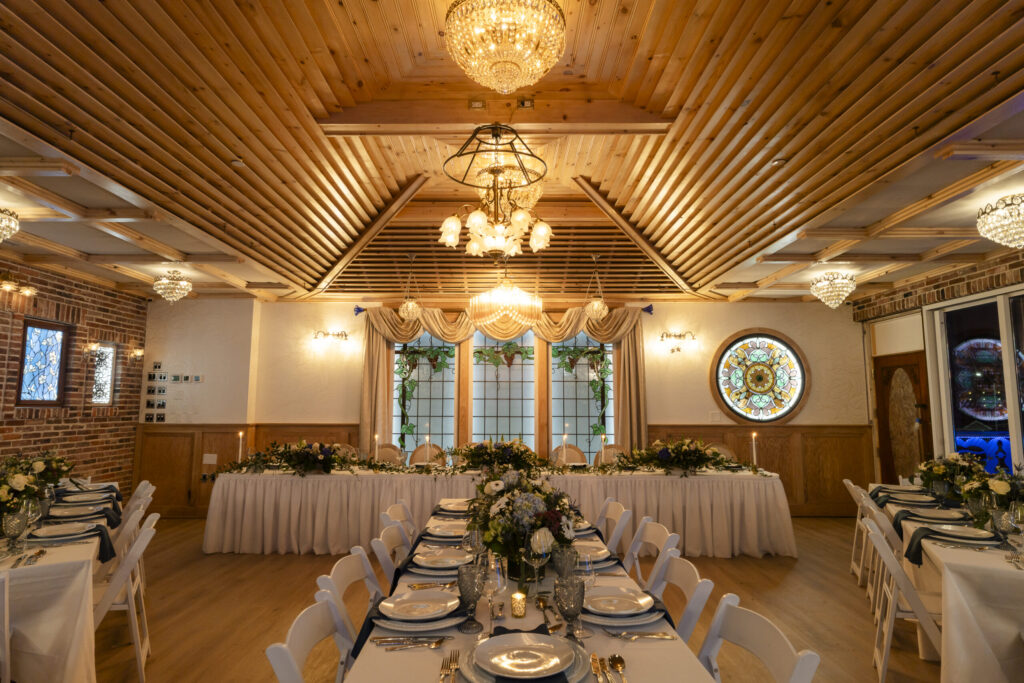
[{"left": 511, "top": 591, "right": 527, "bottom": 618}]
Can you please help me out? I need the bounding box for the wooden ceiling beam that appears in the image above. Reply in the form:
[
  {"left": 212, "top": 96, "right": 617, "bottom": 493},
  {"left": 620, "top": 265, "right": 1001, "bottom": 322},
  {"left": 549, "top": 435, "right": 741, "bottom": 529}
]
[
  {"left": 22, "top": 253, "right": 241, "bottom": 265},
  {"left": 574, "top": 176, "right": 694, "bottom": 294},
  {"left": 799, "top": 226, "right": 980, "bottom": 239},
  {"left": 312, "top": 173, "right": 427, "bottom": 293},
  {"left": 0, "top": 245, "right": 120, "bottom": 290},
  {"left": 936, "top": 139, "right": 1024, "bottom": 160},
  {"left": 318, "top": 99, "right": 673, "bottom": 136},
  {"left": 714, "top": 281, "right": 894, "bottom": 292},
  {"left": 13, "top": 207, "right": 152, "bottom": 223},
  {"left": 757, "top": 252, "right": 986, "bottom": 264},
  {"left": 190, "top": 263, "right": 277, "bottom": 302},
  {"left": 0, "top": 157, "right": 77, "bottom": 176},
  {"left": 392, "top": 199, "right": 615, "bottom": 227}
]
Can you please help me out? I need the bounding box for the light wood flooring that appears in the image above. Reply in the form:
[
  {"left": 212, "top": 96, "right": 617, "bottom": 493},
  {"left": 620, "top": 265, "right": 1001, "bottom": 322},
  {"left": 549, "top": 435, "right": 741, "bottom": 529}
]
[{"left": 96, "top": 518, "right": 940, "bottom": 682}]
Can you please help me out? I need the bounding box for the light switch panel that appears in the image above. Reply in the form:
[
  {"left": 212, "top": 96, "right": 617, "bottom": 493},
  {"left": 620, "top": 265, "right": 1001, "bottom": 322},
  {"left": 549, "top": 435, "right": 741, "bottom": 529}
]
[{"left": 202, "top": 453, "right": 219, "bottom": 465}]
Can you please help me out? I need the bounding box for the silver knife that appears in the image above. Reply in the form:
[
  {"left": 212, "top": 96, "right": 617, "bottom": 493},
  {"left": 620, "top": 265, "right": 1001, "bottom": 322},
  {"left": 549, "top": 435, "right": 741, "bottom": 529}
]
[{"left": 10, "top": 553, "right": 27, "bottom": 569}]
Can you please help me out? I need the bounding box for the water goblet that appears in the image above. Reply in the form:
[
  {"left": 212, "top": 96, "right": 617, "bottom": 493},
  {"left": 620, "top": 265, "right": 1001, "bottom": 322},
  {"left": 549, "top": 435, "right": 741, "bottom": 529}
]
[
  {"left": 481, "top": 553, "right": 507, "bottom": 634},
  {"left": 576, "top": 552, "right": 596, "bottom": 590},
  {"left": 553, "top": 576, "right": 586, "bottom": 642},
  {"left": 552, "top": 545, "right": 578, "bottom": 579},
  {"left": 2, "top": 504, "right": 29, "bottom": 554},
  {"left": 457, "top": 563, "right": 485, "bottom": 634}
]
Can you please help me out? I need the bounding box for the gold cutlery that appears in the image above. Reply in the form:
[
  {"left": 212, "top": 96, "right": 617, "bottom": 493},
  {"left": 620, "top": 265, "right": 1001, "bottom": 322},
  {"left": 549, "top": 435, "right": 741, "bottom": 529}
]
[
  {"left": 385, "top": 637, "right": 446, "bottom": 652},
  {"left": 409, "top": 581, "right": 456, "bottom": 590},
  {"left": 609, "top": 654, "right": 628, "bottom": 683},
  {"left": 602, "top": 628, "right": 676, "bottom": 641},
  {"left": 590, "top": 653, "right": 605, "bottom": 683},
  {"left": 448, "top": 650, "right": 460, "bottom": 683},
  {"left": 600, "top": 657, "right": 612, "bottom": 682},
  {"left": 438, "top": 651, "right": 452, "bottom": 683}
]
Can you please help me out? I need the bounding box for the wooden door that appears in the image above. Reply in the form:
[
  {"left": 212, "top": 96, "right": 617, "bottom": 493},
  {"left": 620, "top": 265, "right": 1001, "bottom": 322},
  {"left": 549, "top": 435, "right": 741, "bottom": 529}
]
[
  {"left": 873, "top": 352, "right": 932, "bottom": 483},
  {"left": 135, "top": 431, "right": 197, "bottom": 516}
]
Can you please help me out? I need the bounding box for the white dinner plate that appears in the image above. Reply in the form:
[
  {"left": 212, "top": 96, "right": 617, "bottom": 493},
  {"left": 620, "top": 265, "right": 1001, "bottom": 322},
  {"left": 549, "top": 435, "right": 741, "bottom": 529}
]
[
  {"left": 580, "top": 609, "right": 665, "bottom": 627},
  {"left": 573, "top": 540, "right": 610, "bottom": 562},
  {"left": 407, "top": 565, "right": 460, "bottom": 577},
  {"left": 573, "top": 520, "right": 592, "bottom": 531},
  {"left": 378, "top": 590, "right": 460, "bottom": 621},
  {"left": 372, "top": 613, "right": 467, "bottom": 632},
  {"left": 928, "top": 524, "right": 998, "bottom": 540},
  {"left": 425, "top": 522, "right": 467, "bottom": 537},
  {"left": 31, "top": 522, "right": 94, "bottom": 538},
  {"left": 462, "top": 637, "right": 588, "bottom": 683},
  {"left": 413, "top": 548, "right": 473, "bottom": 569},
  {"left": 889, "top": 493, "right": 936, "bottom": 503},
  {"left": 474, "top": 633, "right": 575, "bottom": 679},
  {"left": 47, "top": 505, "right": 102, "bottom": 517},
  {"left": 60, "top": 493, "right": 113, "bottom": 503},
  {"left": 584, "top": 586, "right": 655, "bottom": 616},
  {"left": 439, "top": 498, "right": 471, "bottom": 512}
]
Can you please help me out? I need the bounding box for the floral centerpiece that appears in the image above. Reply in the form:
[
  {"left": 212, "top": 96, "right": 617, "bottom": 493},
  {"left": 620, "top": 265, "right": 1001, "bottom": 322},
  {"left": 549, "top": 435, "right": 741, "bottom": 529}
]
[
  {"left": 26, "top": 452, "right": 74, "bottom": 488},
  {"left": 0, "top": 456, "right": 41, "bottom": 514},
  {"left": 917, "top": 451, "right": 987, "bottom": 496},
  {"left": 271, "top": 441, "right": 343, "bottom": 476},
  {"left": 615, "top": 438, "right": 728, "bottom": 475},
  {"left": 449, "top": 439, "right": 540, "bottom": 475},
  {"left": 468, "top": 469, "right": 576, "bottom": 585}
]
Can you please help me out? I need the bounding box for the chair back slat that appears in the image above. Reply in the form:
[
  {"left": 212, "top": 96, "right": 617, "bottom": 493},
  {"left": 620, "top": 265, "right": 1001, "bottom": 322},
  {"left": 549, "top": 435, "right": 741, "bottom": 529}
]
[{"left": 646, "top": 549, "right": 714, "bottom": 643}]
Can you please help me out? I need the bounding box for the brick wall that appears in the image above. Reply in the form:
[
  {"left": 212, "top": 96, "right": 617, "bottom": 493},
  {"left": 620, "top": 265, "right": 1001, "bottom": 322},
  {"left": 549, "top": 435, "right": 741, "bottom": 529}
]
[
  {"left": 853, "top": 249, "right": 1024, "bottom": 322},
  {"left": 0, "top": 258, "right": 147, "bottom": 489}
]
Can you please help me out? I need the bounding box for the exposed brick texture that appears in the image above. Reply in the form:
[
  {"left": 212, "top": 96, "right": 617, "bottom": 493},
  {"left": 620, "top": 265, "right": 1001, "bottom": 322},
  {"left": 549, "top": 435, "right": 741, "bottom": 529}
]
[
  {"left": 853, "top": 250, "right": 1024, "bottom": 322},
  {"left": 0, "top": 258, "right": 146, "bottom": 489}
]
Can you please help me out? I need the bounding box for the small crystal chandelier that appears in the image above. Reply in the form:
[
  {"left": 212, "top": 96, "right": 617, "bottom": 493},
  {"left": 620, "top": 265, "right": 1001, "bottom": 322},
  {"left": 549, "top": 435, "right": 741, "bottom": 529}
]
[
  {"left": 153, "top": 270, "right": 193, "bottom": 303},
  {"left": 0, "top": 208, "right": 19, "bottom": 243},
  {"left": 440, "top": 123, "right": 553, "bottom": 260},
  {"left": 468, "top": 275, "right": 543, "bottom": 327},
  {"left": 810, "top": 271, "right": 856, "bottom": 309},
  {"left": 977, "top": 194, "right": 1024, "bottom": 248},
  {"left": 583, "top": 256, "right": 609, "bottom": 321},
  {"left": 445, "top": 0, "right": 566, "bottom": 95},
  {"left": 398, "top": 256, "right": 422, "bottom": 321}
]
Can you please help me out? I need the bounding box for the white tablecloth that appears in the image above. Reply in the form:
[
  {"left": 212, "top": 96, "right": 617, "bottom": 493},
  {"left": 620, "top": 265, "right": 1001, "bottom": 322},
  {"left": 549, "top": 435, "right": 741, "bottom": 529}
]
[{"left": 203, "top": 470, "right": 797, "bottom": 558}]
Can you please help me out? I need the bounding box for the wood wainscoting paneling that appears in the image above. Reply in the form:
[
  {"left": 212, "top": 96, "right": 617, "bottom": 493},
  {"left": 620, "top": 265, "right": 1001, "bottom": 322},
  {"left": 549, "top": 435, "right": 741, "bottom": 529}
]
[
  {"left": 135, "top": 423, "right": 359, "bottom": 517},
  {"left": 648, "top": 424, "right": 873, "bottom": 516}
]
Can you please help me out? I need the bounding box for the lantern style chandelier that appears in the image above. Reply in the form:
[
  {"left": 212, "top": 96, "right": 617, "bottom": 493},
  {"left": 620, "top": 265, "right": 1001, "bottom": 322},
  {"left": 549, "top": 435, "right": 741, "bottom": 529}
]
[
  {"left": 583, "top": 255, "right": 609, "bottom": 321},
  {"left": 444, "top": 0, "right": 566, "bottom": 95},
  {"left": 809, "top": 271, "right": 856, "bottom": 309},
  {"left": 398, "top": 256, "right": 422, "bottom": 321},
  {"left": 0, "top": 208, "right": 19, "bottom": 243},
  {"left": 440, "top": 123, "right": 553, "bottom": 260},
  {"left": 977, "top": 193, "right": 1024, "bottom": 248},
  {"left": 153, "top": 270, "right": 193, "bottom": 303},
  {"left": 468, "top": 274, "right": 543, "bottom": 328}
]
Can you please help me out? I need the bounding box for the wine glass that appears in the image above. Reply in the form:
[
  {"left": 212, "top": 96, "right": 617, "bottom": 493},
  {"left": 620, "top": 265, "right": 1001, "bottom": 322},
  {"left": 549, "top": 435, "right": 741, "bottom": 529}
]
[
  {"left": 1008, "top": 501, "right": 1024, "bottom": 552},
  {"left": 576, "top": 552, "right": 596, "bottom": 590},
  {"left": 457, "top": 564, "right": 485, "bottom": 634},
  {"left": 553, "top": 576, "right": 586, "bottom": 641},
  {"left": 481, "top": 553, "right": 507, "bottom": 634},
  {"left": 522, "top": 544, "right": 550, "bottom": 593},
  {"left": 461, "top": 529, "right": 484, "bottom": 558}
]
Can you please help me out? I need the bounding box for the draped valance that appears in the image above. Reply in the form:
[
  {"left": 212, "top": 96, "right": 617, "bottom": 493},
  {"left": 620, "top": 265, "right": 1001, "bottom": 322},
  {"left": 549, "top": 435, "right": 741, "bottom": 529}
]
[{"left": 359, "top": 306, "right": 647, "bottom": 455}]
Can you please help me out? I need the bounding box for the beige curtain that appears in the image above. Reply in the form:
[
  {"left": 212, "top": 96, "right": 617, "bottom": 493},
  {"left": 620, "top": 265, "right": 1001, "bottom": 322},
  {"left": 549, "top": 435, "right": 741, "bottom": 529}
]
[{"left": 360, "top": 305, "right": 648, "bottom": 452}]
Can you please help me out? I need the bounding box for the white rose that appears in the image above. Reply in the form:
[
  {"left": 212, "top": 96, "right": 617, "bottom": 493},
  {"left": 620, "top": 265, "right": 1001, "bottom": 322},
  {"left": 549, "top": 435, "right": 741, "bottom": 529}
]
[
  {"left": 489, "top": 496, "right": 508, "bottom": 516},
  {"left": 484, "top": 480, "right": 505, "bottom": 495},
  {"left": 560, "top": 517, "right": 576, "bottom": 540},
  {"left": 531, "top": 527, "right": 555, "bottom": 554},
  {"left": 31, "top": 461, "right": 45, "bottom": 473},
  {"left": 946, "top": 452, "right": 963, "bottom": 463},
  {"left": 9, "top": 474, "right": 28, "bottom": 491},
  {"left": 989, "top": 478, "right": 1011, "bottom": 495}
]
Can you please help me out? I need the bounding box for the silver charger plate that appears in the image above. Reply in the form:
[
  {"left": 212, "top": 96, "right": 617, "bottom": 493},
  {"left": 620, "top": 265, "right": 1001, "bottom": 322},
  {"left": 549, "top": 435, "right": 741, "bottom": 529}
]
[
  {"left": 407, "top": 565, "right": 460, "bottom": 577},
  {"left": 461, "top": 636, "right": 589, "bottom": 683},
  {"left": 580, "top": 609, "right": 665, "bottom": 627},
  {"left": 372, "top": 613, "right": 468, "bottom": 632}
]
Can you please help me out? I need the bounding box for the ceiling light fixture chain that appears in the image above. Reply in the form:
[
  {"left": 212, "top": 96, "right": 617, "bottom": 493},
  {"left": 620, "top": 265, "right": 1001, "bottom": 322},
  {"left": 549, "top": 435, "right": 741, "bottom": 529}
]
[{"left": 583, "top": 255, "right": 609, "bottom": 321}]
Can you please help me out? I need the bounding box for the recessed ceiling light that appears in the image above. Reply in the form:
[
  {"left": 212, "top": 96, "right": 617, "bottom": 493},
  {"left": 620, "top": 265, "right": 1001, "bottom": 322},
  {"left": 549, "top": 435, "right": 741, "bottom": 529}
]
[
  {"left": 229, "top": 158, "right": 246, "bottom": 169},
  {"left": 770, "top": 158, "right": 787, "bottom": 167}
]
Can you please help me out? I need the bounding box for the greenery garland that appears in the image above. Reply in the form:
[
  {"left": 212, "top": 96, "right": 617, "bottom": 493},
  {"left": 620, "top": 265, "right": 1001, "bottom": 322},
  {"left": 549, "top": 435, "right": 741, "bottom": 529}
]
[
  {"left": 473, "top": 341, "right": 534, "bottom": 370},
  {"left": 550, "top": 345, "right": 612, "bottom": 436}
]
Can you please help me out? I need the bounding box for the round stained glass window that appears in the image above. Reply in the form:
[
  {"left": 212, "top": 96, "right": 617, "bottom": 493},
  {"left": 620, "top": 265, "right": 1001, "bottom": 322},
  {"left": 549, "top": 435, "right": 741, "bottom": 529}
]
[{"left": 713, "top": 332, "right": 807, "bottom": 423}]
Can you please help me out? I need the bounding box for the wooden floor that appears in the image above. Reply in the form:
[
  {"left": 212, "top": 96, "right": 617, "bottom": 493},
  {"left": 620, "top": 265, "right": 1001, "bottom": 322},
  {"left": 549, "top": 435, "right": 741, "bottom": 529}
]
[{"left": 96, "top": 517, "right": 940, "bottom": 682}]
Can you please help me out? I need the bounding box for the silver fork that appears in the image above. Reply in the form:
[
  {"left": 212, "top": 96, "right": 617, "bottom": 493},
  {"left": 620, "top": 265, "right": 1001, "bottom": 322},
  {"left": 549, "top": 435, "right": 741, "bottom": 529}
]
[{"left": 449, "top": 650, "right": 460, "bottom": 683}]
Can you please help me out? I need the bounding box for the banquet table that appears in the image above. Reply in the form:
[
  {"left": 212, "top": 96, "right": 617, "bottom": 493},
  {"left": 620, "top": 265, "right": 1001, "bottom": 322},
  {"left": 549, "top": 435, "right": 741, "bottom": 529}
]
[
  {"left": 881, "top": 496, "right": 1024, "bottom": 682},
  {"left": 344, "top": 506, "right": 715, "bottom": 683},
  {"left": 203, "top": 469, "right": 797, "bottom": 559}
]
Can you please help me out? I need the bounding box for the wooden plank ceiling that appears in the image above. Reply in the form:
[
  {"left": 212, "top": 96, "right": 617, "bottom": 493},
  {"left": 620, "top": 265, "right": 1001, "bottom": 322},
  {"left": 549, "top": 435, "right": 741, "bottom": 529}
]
[{"left": 0, "top": 1, "right": 1023, "bottom": 302}]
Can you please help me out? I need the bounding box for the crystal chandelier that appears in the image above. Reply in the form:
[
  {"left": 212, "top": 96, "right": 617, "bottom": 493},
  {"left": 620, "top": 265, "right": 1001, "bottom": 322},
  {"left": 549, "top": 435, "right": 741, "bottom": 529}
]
[
  {"left": 440, "top": 123, "right": 553, "bottom": 259},
  {"left": 153, "top": 270, "right": 193, "bottom": 303},
  {"left": 398, "top": 257, "right": 422, "bottom": 321},
  {"left": 0, "top": 208, "right": 19, "bottom": 243},
  {"left": 809, "top": 271, "right": 856, "bottom": 309},
  {"left": 445, "top": 0, "right": 566, "bottom": 95},
  {"left": 583, "top": 256, "right": 608, "bottom": 321},
  {"left": 977, "top": 194, "right": 1024, "bottom": 248},
  {"left": 468, "top": 276, "right": 543, "bottom": 327}
]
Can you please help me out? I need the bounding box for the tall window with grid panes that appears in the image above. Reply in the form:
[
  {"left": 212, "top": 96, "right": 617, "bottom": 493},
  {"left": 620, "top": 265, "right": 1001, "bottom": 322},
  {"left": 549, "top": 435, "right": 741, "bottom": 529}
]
[
  {"left": 392, "top": 334, "right": 456, "bottom": 452},
  {"left": 472, "top": 331, "right": 535, "bottom": 449},
  {"left": 550, "top": 332, "right": 614, "bottom": 463}
]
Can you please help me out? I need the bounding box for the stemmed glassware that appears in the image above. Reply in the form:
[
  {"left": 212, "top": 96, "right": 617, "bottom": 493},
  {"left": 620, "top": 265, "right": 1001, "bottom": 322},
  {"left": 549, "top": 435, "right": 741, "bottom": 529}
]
[
  {"left": 456, "top": 563, "right": 485, "bottom": 634},
  {"left": 1008, "top": 500, "right": 1024, "bottom": 552},
  {"left": 577, "top": 553, "right": 596, "bottom": 590},
  {"left": 461, "top": 529, "right": 485, "bottom": 558},
  {"left": 2, "top": 503, "right": 29, "bottom": 554},
  {"left": 552, "top": 545, "right": 578, "bottom": 579},
  {"left": 553, "top": 576, "right": 586, "bottom": 642},
  {"left": 522, "top": 544, "right": 550, "bottom": 594},
  {"left": 481, "top": 553, "right": 507, "bottom": 634}
]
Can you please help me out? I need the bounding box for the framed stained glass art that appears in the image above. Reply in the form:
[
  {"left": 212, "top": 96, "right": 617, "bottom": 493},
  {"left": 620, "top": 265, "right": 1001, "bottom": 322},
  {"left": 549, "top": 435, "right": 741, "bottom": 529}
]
[
  {"left": 711, "top": 330, "right": 808, "bottom": 423},
  {"left": 18, "top": 319, "right": 71, "bottom": 405}
]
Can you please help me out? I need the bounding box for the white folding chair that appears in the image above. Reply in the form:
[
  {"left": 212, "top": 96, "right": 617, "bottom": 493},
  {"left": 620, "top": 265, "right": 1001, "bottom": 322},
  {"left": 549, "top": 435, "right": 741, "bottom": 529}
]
[
  {"left": 698, "top": 593, "right": 820, "bottom": 683},
  {"left": 375, "top": 443, "right": 405, "bottom": 466},
  {"left": 315, "top": 547, "right": 384, "bottom": 640},
  {"left": 550, "top": 443, "right": 586, "bottom": 466},
  {"left": 593, "top": 444, "right": 625, "bottom": 466},
  {"left": 97, "top": 506, "right": 146, "bottom": 582},
  {"left": 0, "top": 571, "right": 8, "bottom": 683},
  {"left": 622, "top": 516, "right": 679, "bottom": 585},
  {"left": 381, "top": 501, "right": 417, "bottom": 541},
  {"left": 863, "top": 502, "right": 904, "bottom": 622},
  {"left": 266, "top": 598, "right": 353, "bottom": 683},
  {"left": 370, "top": 524, "right": 409, "bottom": 594},
  {"left": 602, "top": 501, "right": 632, "bottom": 557},
  {"left": 94, "top": 525, "right": 156, "bottom": 682},
  {"left": 593, "top": 497, "right": 615, "bottom": 530},
  {"left": 843, "top": 479, "right": 869, "bottom": 584},
  {"left": 863, "top": 520, "right": 941, "bottom": 683},
  {"left": 409, "top": 443, "right": 445, "bottom": 466},
  {"left": 335, "top": 443, "right": 358, "bottom": 459},
  {"left": 644, "top": 549, "right": 713, "bottom": 643}
]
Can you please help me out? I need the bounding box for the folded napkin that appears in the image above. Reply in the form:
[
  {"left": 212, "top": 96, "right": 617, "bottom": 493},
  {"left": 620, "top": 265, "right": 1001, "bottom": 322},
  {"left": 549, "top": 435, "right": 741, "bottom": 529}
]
[
  {"left": 28, "top": 524, "right": 115, "bottom": 563},
  {"left": 872, "top": 493, "right": 939, "bottom": 508},
  {"left": 869, "top": 485, "right": 922, "bottom": 498},
  {"left": 56, "top": 483, "right": 123, "bottom": 502},
  {"left": 582, "top": 591, "right": 674, "bottom": 628},
  {"left": 892, "top": 509, "right": 970, "bottom": 539},
  {"left": 490, "top": 624, "right": 568, "bottom": 683},
  {"left": 351, "top": 595, "right": 472, "bottom": 658},
  {"left": 391, "top": 535, "right": 466, "bottom": 592},
  {"left": 431, "top": 507, "right": 471, "bottom": 519},
  {"left": 904, "top": 526, "right": 998, "bottom": 565},
  {"left": 44, "top": 506, "right": 121, "bottom": 529}
]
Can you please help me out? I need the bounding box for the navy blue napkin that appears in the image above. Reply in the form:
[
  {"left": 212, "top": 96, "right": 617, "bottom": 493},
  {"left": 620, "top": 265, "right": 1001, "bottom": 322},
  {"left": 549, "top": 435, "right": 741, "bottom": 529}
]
[
  {"left": 45, "top": 506, "right": 121, "bottom": 529},
  {"left": 432, "top": 505, "right": 471, "bottom": 519},
  {"left": 29, "top": 524, "right": 115, "bottom": 562},
  {"left": 490, "top": 624, "right": 568, "bottom": 683},
  {"left": 56, "top": 483, "right": 123, "bottom": 502},
  {"left": 872, "top": 493, "right": 939, "bottom": 508},
  {"left": 891, "top": 510, "right": 970, "bottom": 539},
  {"left": 904, "top": 526, "right": 998, "bottom": 565}
]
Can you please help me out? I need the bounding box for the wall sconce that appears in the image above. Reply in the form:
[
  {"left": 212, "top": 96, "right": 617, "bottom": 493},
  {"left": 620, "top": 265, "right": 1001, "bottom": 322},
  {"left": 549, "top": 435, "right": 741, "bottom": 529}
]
[
  {"left": 130, "top": 348, "right": 145, "bottom": 361},
  {"left": 661, "top": 331, "right": 698, "bottom": 353},
  {"left": 85, "top": 342, "right": 101, "bottom": 355},
  {"left": 0, "top": 273, "right": 35, "bottom": 296},
  {"left": 312, "top": 330, "right": 348, "bottom": 341}
]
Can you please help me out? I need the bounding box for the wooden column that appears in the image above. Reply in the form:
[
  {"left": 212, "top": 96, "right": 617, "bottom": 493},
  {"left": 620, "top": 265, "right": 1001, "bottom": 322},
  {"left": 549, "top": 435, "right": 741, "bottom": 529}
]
[
  {"left": 534, "top": 339, "right": 550, "bottom": 458},
  {"left": 456, "top": 339, "right": 473, "bottom": 447}
]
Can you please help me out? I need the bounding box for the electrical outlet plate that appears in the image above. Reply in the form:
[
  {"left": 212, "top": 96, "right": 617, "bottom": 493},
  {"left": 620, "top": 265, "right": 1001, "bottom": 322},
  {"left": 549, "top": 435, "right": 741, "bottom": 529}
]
[{"left": 202, "top": 453, "right": 218, "bottom": 465}]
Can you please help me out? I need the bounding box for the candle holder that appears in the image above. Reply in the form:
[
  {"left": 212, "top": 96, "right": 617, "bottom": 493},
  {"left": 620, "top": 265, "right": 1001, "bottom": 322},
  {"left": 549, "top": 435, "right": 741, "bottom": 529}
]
[{"left": 511, "top": 592, "right": 527, "bottom": 618}]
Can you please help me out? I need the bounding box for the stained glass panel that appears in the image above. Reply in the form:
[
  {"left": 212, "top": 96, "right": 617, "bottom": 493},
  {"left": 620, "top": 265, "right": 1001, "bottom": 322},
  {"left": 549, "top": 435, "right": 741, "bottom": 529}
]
[
  {"left": 715, "top": 333, "right": 805, "bottom": 422},
  {"left": 92, "top": 344, "right": 116, "bottom": 405},
  {"left": 20, "top": 324, "right": 66, "bottom": 403}
]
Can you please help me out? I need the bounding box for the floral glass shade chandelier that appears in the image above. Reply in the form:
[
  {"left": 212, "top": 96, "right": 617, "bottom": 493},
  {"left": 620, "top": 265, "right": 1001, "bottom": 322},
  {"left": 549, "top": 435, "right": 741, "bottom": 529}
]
[
  {"left": 977, "top": 193, "right": 1024, "bottom": 248},
  {"left": 468, "top": 276, "right": 543, "bottom": 327},
  {"left": 440, "top": 123, "right": 553, "bottom": 259},
  {"left": 153, "top": 270, "right": 192, "bottom": 303},
  {"left": 583, "top": 256, "right": 609, "bottom": 321},
  {"left": 809, "top": 271, "right": 856, "bottom": 309},
  {"left": 0, "top": 208, "right": 19, "bottom": 243},
  {"left": 444, "top": 0, "right": 566, "bottom": 95}
]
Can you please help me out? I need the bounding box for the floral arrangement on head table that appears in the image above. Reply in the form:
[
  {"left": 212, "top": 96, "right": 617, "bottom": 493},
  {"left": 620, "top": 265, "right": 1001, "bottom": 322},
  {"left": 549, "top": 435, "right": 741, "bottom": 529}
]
[
  {"left": 448, "top": 439, "right": 541, "bottom": 475},
  {"left": 614, "top": 438, "right": 729, "bottom": 475},
  {"left": 467, "top": 469, "right": 578, "bottom": 560}
]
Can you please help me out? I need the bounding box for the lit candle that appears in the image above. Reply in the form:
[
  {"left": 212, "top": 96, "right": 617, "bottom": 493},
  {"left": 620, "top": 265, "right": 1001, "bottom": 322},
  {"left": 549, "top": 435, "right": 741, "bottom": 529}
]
[
  {"left": 237, "top": 431, "right": 244, "bottom": 463},
  {"left": 751, "top": 432, "right": 758, "bottom": 468},
  {"left": 374, "top": 433, "right": 379, "bottom": 462},
  {"left": 511, "top": 592, "right": 526, "bottom": 618}
]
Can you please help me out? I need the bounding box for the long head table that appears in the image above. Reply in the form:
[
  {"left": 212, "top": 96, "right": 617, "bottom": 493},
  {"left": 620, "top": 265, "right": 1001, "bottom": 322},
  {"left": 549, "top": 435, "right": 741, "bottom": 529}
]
[{"left": 203, "top": 470, "right": 797, "bottom": 559}]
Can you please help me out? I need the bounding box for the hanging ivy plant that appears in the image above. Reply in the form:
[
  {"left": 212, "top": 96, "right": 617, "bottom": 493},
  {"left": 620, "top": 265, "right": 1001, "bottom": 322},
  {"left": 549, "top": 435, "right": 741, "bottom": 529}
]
[
  {"left": 552, "top": 345, "right": 612, "bottom": 436},
  {"left": 395, "top": 345, "right": 455, "bottom": 449},
  {"left": 473, "top": 341, "right": 534, "bottom": 369}
]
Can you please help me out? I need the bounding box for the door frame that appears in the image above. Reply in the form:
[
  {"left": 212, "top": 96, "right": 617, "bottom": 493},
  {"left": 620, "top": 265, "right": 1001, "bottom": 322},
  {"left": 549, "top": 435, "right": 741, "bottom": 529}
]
[{"left": 873, "top": 351, "right": 932, "bottom": 483}]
